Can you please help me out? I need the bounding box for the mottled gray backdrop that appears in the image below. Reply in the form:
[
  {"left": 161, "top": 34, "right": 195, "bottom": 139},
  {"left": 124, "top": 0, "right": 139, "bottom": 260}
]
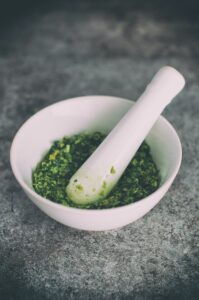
[{"left": 0, "top": 1, "right": 198, "bottom": 299}]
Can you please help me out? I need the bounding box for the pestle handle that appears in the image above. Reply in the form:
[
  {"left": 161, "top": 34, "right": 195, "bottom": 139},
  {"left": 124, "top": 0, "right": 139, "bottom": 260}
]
[
  {"left": 66, "top": 66, "right": 185, "bottom": 205},
  {"left": 146, "top": 66, "right": 185, "bottom": 105}
]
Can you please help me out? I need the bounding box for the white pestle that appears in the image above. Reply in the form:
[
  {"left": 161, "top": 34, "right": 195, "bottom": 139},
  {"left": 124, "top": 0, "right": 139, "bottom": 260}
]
[{"left": 66, "top": 66, "right": 185, "bottom": 205}]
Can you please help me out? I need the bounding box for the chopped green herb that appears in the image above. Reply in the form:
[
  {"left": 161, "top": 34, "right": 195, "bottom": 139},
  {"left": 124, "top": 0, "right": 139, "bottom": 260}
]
[
  {"left": 32, "top": 132, "right": 161, "bottom": 209},
  {"left": 65, "top": 144, "right": 70, "bottom": 153},
  {"left": 110, "top": 166, "right": 116, "bottom": 174}
]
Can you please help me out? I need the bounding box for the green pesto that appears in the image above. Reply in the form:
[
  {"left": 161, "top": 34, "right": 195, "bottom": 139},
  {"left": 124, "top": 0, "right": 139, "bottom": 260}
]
[{"left": 32, "top": 132, "right": 161, "bottom": 209}]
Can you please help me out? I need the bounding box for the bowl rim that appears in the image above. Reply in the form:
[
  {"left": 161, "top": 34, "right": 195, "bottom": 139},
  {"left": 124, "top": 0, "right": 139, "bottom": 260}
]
[{"left": 10, "top": 95, "right": 182, "bottom": 214}]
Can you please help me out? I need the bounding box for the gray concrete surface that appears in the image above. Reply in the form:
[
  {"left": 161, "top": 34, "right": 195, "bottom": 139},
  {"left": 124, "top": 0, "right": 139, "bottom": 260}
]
[{"left": 0, "top": 2, "right": 199, "bottom": 299}]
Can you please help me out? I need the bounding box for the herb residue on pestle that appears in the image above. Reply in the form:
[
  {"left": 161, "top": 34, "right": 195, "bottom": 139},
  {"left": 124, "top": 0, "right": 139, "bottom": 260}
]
[{"left": 32, "top": 132, "right": 161, "bottom": 209}]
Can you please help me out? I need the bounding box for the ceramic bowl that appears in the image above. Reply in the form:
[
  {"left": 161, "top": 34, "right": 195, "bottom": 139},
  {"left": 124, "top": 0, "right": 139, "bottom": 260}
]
[{"left": 10, "top": 96, "right": 182, "bottom": 231}]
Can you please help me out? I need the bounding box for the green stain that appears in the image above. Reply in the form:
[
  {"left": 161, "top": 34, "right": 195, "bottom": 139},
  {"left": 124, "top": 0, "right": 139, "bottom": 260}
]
[
  {"left": 75, "top": 184, "right": 84, "bottom": 192},
  {"left": 102, "top": 181, "right": 107, "bottom": 189}
]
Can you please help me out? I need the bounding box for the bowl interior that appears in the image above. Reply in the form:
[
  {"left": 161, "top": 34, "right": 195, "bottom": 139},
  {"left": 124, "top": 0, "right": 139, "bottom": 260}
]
[{"left": 11, "top": 96, "right": 181, "bottom": 194}]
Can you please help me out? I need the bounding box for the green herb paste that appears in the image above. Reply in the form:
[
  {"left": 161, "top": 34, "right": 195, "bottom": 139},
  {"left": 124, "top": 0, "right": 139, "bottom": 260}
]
[{"left": 32, "top": 132, "right": 161, "bottom": 209}]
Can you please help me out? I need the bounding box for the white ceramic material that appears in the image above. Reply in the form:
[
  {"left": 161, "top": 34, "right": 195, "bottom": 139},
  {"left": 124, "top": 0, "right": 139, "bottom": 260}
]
[
  {"left": 10, "top": 96, "right": 182, "bottom": 231},
  {"left": 67, "top": 67, "right": 185, "bottom": 204}
]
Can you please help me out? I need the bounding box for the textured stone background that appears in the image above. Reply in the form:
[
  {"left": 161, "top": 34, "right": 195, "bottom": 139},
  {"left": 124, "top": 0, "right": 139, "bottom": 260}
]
[{"left": 0, "top": 1, "right": 199, "bottom": 299}]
